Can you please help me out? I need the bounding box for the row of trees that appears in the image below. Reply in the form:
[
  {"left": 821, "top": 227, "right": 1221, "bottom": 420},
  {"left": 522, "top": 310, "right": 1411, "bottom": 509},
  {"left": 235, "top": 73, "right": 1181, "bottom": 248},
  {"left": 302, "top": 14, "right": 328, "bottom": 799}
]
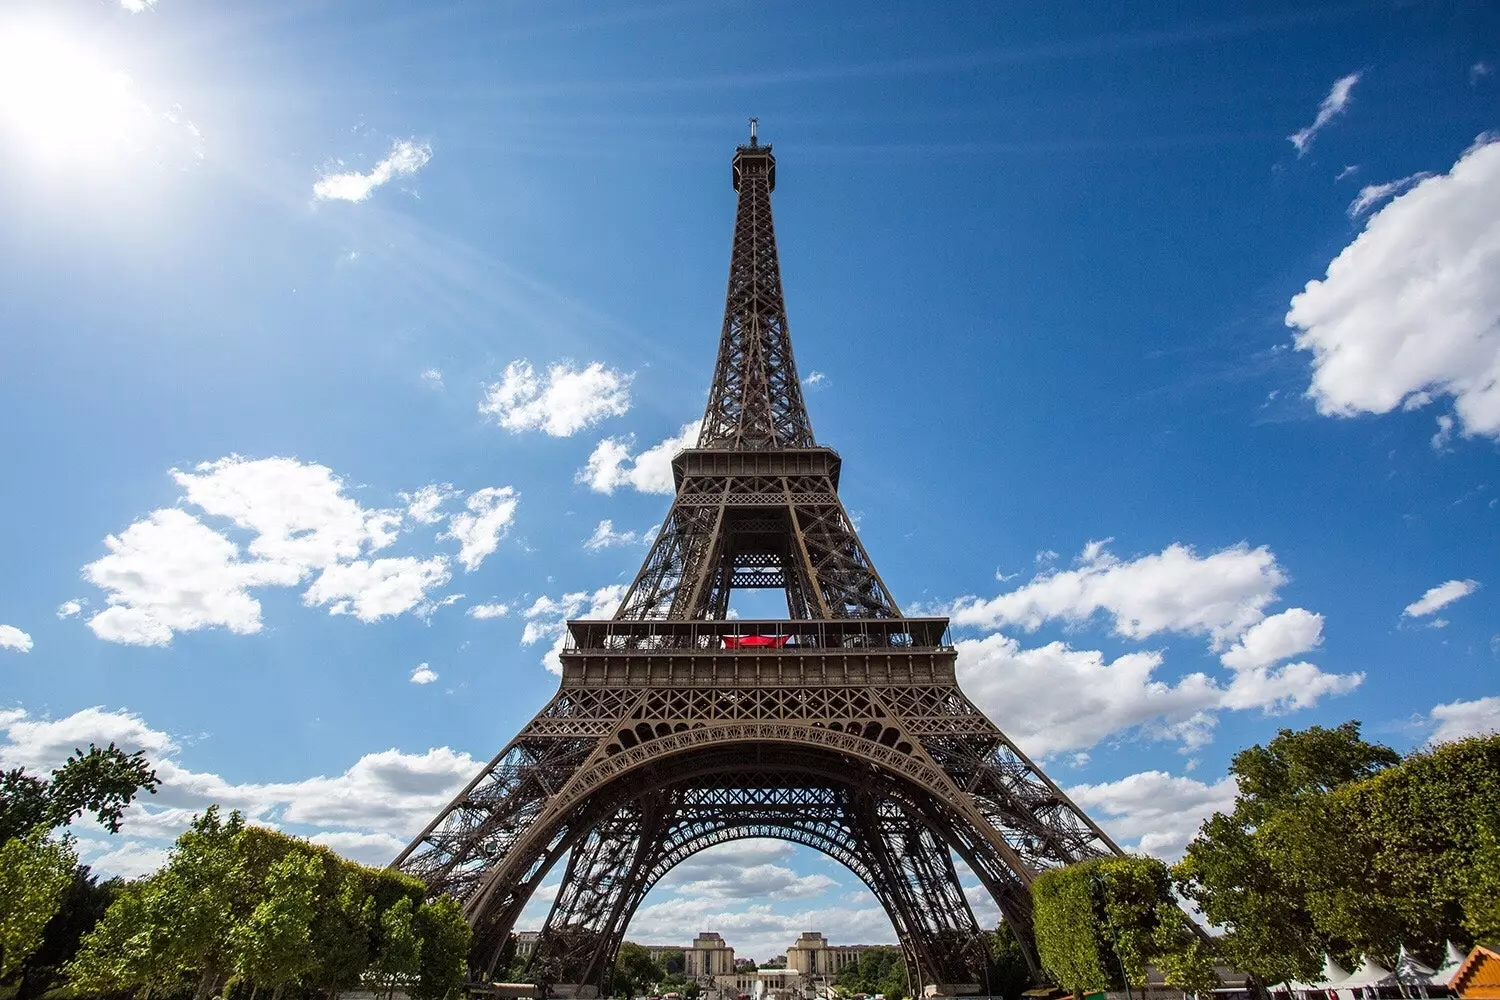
[
  {"left": 1030, "top": 724, "right": 1500, "bottom": 996},
  {"left": 1, "top": 746, "right": 472, "bottom": 1000},
  {"left": 833, "top": 945, "right": 909, "bottom": 999}
]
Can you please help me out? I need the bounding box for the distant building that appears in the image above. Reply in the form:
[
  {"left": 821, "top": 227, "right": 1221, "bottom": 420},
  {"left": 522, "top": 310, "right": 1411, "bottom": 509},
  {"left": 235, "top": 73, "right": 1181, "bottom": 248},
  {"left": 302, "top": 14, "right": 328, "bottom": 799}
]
[
  {"left": 513, "top": 931, "right": 541, "bottom": 960},
  {"left": 784, "top": 933, "right": 876, "bottom": 978},
  {"left": 685, "top": 933, "right": 737, "bottom": 979}
]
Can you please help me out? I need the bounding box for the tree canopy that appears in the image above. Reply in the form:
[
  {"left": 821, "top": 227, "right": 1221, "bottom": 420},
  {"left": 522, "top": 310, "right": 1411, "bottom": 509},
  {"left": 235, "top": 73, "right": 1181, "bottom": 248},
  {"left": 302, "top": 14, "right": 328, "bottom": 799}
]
[{"left": 1175, "top": 724, "right": 1500, "bottom": 984}]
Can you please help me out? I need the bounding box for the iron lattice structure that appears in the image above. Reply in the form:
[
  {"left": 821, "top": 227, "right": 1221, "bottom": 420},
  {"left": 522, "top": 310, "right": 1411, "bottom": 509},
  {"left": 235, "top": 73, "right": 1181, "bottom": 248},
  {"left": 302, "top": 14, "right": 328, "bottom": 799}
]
[{"left": 395, "top": 128, "right": 1121, "bottom": 995}]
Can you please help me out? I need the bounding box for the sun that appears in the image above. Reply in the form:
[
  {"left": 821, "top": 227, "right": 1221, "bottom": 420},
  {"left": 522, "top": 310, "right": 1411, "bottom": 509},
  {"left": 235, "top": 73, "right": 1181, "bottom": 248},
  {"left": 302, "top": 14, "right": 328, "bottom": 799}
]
[{"left": 0, "top": 19, "right": 161, "bottom": 162}]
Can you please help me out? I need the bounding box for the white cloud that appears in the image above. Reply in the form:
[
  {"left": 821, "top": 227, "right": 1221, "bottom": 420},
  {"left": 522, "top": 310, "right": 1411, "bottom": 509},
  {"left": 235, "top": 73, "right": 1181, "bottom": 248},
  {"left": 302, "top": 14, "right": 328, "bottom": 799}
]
[
  {"left": 84, "top": 507, "right": 302, "bottom": 646},
  {"left": 83, "top": 457, "right": 505, "bottom": 644},
  {"left": 479, "top": 360, "right": 632, "bottom": 437},
  {"left": 1429, "top": 696, "right": 1500, "bottom": 743},
  {"left": 1473, "top": 62, "right": 1493, "bottom": 86},
  {"left": 1432, "top": 414, "right": 1456, "bottom": 451},
  {"left": 303, "top": 556, "right": 452, "bottom": 622},
  {"left": 1288, "top": 72, "right": 1361, "bottom": 155},
  {"left": 306, "top": 830, "right": 408, "bottom": 867},
  {"left": 174, "top": 457, "right": 402, "bottom": 569},
  {"left": 410, "top": 663, "right": 438, "bottom": 685},
  {"left": 401, "top": 484, "right": 457, "bottom": 525},
  {"left": 1066, "top": 771, "right": 1236, "bottom": 861},
  {"left": 56, "top": 600, "right": 83, "bottom": 619},
  {"left": 442, "top": 487, "right": 519, "bottom": 571},
  {"left": 1219, "top": 608, "right": 1323, "bottom": 670},
  {"left": 956, "top": 634, "right": 1222, "bottom": 756},
  {"left": 1347, "top": 172, "right": 1432, "bottom": 217},
  {"left": 1288, "top": 137, "right": 1500, "bottom": 440},
  {"left": 522, "top": 585, "right": 626, "bottom": 674},
  {"left": 0, "top": 706, "right": 478, "bottom": 878},
  {"left": 0, "top": 706, "right": 178, "bottom": 772},
  {"left": 803, "top": 371, "right": 827, "bottom": 388},
  {"left": 0, "top": 625, "right": 34, "bottom": 653},
  {"left": 957, "top": 630, "right": 1360, "bottom": 757},
  {"left": 949, "top": 540, "right": 1286, "bottom": 648},
  {"left": 313, "top": 139, "right": 432, "bottom": 203},
  {"left": 670, "top": 863, "right": 838, "bottom": 902},
  {"left": 467, "top": 603, "right": 510, "bottom": 619},
  {"left": 421, "top": 368, "right": 444, "bottom": 390},
  {"left": 119, "top": 0, "right": 157, "bottom": 12},
  {"left": 79, "top": 840, "right": 170, "bottom": 879},
  {"left": 578, "top": 420, "right": 701, "bottom": 494},
  {"left": 583, "top": 519, "right": 645, "bottom": 550},
  {"left": 1404, "top": 579, "right": 1480, "bottom": 618}
]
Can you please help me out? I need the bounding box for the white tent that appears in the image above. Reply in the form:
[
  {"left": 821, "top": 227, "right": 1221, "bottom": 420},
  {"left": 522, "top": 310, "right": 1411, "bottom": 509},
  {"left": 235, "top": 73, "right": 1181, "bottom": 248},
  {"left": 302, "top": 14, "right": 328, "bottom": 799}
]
[
  {"left": 1434, "top": 941, "right": 1467, "bottom": 985},
  {"left": 1393, "top": 945, "right": 1438, "bottom": 997},
  {"left": 1340, "top": 956, "right": 1396, "bottom": 990},
  {"left": 1317, "top": 955, "right": 1354, "bottom": 989}
]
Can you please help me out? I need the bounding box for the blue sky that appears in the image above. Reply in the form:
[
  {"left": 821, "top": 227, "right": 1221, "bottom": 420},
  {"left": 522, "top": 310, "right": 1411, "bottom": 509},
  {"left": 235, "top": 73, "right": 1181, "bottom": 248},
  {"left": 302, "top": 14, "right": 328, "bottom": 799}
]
[{"left": 1, "top": 0, "right": 1497, "bottom": 962}]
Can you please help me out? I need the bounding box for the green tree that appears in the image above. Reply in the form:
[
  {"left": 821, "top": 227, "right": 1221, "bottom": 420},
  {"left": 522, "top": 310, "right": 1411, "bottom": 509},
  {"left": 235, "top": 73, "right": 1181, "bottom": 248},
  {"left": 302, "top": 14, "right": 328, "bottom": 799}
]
[
  {"left": 984, "top": 923, "right": 1033, "bottom": 1000},
  {"left": 615, "top": 942, "right": 664, "bottom": 995},
  {"left": 1174, "top": 722, "right": 1399, "bottom": 984},
  {"left": 312, "top": 873, "right": 376, "bottom": 1000},
  {"left": 413, "top": 895, "right": 471, "bottom": 1000},
  {"left": 0, "top": 831, "right": 76, "bottom": 980},
  {"left": 0, "top": 743, "right": 159, "bottom": 843},
  {"left": 12, "top": 867, "right": 119, "bottom": 1000},
  {"left": 1033, "top": 856, "right": 1217, "bottom": 998},
  {"left": 231, "top": 850, "right": 324, "bottom": 999},
  {"left": 66, "top": 878, "right": 187, "bottom": 997},
  {"left": 372, "top": 896, "right": 422, "bottom": 1000}
]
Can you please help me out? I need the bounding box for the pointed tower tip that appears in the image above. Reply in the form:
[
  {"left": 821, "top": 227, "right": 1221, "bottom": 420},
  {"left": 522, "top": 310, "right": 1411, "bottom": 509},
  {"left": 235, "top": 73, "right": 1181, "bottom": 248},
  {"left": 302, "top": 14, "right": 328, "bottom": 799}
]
[{"left": 749, "top": 117, "right": 758, "bottom": 146}]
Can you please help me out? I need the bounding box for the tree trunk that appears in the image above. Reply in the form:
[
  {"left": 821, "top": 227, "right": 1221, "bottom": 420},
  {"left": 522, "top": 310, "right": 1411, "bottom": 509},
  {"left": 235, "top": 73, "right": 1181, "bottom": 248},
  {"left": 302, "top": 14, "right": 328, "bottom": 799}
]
[{"left": 197, "top": 964, "right": 222, "bottom": 1000}]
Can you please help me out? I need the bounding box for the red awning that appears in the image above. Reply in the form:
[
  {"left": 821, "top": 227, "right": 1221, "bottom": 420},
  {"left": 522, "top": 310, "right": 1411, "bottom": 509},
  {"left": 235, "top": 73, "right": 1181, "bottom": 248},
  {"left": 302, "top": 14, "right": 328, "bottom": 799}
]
[{"left": 722, "top": 635, "right": 790, "bottom": 649}]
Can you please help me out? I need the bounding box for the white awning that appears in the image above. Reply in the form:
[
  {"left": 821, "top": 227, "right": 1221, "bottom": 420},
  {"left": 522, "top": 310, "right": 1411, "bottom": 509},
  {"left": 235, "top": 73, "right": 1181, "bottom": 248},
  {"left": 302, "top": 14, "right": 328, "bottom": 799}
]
[{"left": 1339, "top": 956, "right": 1395, "bottom": 989}]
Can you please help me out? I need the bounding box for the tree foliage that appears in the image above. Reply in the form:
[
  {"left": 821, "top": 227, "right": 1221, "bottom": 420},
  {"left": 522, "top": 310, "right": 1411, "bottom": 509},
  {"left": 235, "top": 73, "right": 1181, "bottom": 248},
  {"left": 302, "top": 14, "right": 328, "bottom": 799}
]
[
  {"left": 833, "top": 945, "right": 908, "bottom": 999},
  {"left": 66, "top": 807, "right": 468, "bottom": 1000},
  {"left": 984, "top": 922, "right": 1035, "bottom": 1000},
  {"left": 1032, "top": 855, "right": 1217, "bottom": 998},
  {"left": 614, "top": 941, "right": 664, "bottom": 995},
  {"left": 0, "top": 831, "right": 77, "bottom": 980},
  {"left": 0, "top": 743, "right": 159, "bottom": 843},
  {"left": 1175, "top": 724, "right": 1500, "bottom": 983}
]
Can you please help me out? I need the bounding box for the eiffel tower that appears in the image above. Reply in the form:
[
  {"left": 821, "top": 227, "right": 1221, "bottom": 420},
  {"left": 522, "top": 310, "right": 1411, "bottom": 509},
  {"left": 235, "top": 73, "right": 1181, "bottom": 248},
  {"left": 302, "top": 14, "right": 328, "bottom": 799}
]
[{"left": 395, "top": 122, "right": 1122, "bottom": 996}]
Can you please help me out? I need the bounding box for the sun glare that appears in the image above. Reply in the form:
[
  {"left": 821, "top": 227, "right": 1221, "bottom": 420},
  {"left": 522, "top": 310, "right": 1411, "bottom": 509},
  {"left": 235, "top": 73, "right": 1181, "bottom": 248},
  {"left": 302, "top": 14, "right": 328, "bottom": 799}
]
[{"left": 0, "top": 19, "right": 195, "bottom": 164}]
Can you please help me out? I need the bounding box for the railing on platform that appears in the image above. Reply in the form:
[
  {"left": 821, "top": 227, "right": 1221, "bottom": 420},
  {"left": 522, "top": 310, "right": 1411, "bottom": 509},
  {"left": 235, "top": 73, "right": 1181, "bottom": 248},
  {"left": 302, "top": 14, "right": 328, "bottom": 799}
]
[{"left": 562, "top": 617, "right": 953, "bottom": 653}]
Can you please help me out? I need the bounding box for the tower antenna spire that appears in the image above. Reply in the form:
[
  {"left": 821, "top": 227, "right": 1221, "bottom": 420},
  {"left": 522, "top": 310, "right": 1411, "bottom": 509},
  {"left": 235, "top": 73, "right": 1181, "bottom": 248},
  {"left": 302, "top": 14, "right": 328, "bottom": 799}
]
[{"left": 748, "top": 116, "right": 758, "bottom": 146}]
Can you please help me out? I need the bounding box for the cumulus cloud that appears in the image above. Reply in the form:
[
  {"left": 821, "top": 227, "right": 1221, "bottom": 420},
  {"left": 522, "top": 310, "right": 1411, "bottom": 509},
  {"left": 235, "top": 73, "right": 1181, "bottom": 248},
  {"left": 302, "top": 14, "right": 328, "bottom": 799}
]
[
  {"left": 442, "top": 487, "right": 519, "bottom": 571},
  {"left": 479, "top": 360, "right": 632, "bottom": 437},
  {"left": 1403, "top": 579, "right": 1480, "bottom": 618},
  {"left": 84, "top": 507, "right": 303, "bottom": 645},
  {"left": 1429, "top": 696, "right": 1500, "bottom": 743},
  {"left": 0, "top": 706, "right": 478, "bottom": 878},
  {"left": 956, "top": 629, "right": 1359, "bottom": 757},
  {"left": 313, "top": 139, "right": 432, "bottom": 203},
  {"left": 302, "top": 556, "right": 452, "bottom": 622},
  {"left": 578, "top": 420, "right": 702, "bottom": 495},
  {"left": 583, "top": 519, "right": 646, "bottom": 550},
  {"left": 410, "top": 663, "right": 438, "bottom": 685},
  {"left": 0, "top": 625, "right": 34, "bottom": 653},
  {"left": 949, "top": 540, "right": 1286, "bottom": 648},
  {"left": 1288, "top": 137, "right": 1500, "bottom": 440},
  {"left": 1347, "top": 172, "right": 1432, "bottom": 218},
  {"left": 522, "top": 585, "right": 626, "bottom": 674},
  {"left": 82, "top": 457, "right": 506, "bottom": 644},
  {"left": 1067, "top": 771, "right": 1236, "bottom": 861},
  {"left": 803, "top": 371, "right": 827, "bottom": 388},
  {"left": 421, "top": 368, "right": 444, "bottom": 390},
  {"left": 401, "top": 484, "right": 457, "bottom": 525},
  {"left": 467, "top": 603, "right": 510, "bottom": 619},
  {"left": 1219, "top": 608, "right": 1324, "bottom": 670},
  {"left": 1288, "top": 72, "right": 1361, "bottom": 155},
  {"left": 56, "top": 600, "right": 83, "bottom": 619}
]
